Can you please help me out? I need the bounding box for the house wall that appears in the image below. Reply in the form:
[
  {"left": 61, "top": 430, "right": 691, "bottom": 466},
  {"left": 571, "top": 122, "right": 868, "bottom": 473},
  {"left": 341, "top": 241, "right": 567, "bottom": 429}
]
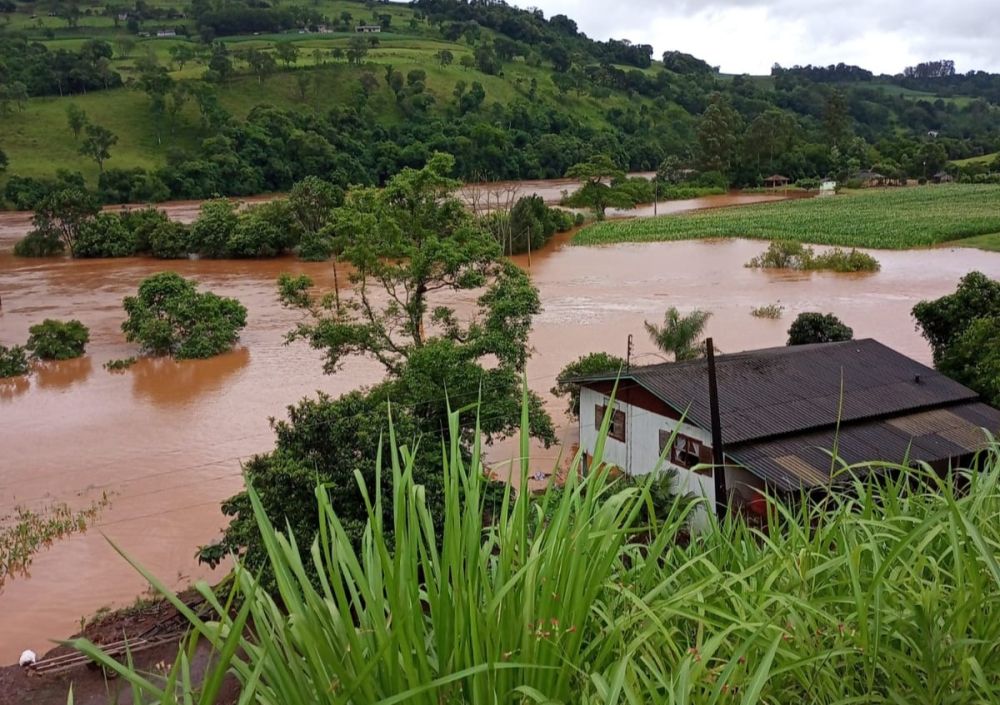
[{"left": 579, "top": 386, "right": 716, "bottom": 510}]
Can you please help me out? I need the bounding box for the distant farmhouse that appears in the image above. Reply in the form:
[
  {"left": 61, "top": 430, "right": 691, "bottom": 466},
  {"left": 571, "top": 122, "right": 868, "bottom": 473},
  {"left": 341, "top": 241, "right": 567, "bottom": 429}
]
[
  {"left": 575, "top": 340, "right": 1000, "bottom": 518},
  {"left": 355, "top": 24, "right": 382, "bottom": 33},
  {"left": 156, "top": 29, "right": 177, "bottom": 37}
]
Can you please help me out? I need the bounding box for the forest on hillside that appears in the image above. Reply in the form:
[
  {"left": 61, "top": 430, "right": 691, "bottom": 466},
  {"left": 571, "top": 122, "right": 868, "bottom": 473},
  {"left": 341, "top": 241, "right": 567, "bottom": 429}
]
[{"left": 1, "top": 0, "right": 999, "bottom": 208}]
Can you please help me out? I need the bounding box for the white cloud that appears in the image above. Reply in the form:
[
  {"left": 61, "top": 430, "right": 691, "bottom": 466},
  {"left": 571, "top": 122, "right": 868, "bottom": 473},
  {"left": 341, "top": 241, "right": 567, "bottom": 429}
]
[{"left": 516, "top": 1, "right": 1000, "bottom": 74}]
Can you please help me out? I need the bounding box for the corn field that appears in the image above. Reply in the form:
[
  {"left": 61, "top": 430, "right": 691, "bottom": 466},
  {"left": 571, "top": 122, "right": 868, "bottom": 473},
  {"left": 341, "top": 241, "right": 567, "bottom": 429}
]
[
  {"left": 74, "top": 401, "right": 1000, "bottom": 704},
  {"left": 576, "top": 184, "right": 1000, "bottom": 249}
]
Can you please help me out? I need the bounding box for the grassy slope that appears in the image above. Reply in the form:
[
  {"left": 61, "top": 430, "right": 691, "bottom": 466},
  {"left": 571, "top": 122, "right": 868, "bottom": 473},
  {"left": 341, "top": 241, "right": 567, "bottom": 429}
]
[
  {"left": 575, "top": 184, "right": 1000, "bottom": 250},
  {"left": 0, "top": 0, "right": 634, "bottom": 183},
  {"left": 951, "top": 151, "right": 1000, "bottom": 166}
]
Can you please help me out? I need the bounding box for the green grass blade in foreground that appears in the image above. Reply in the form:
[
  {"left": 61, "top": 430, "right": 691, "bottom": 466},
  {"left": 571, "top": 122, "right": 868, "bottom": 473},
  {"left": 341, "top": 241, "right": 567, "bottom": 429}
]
[{"left": 70, "top": 397, "right": 1000, "bottom": 703}]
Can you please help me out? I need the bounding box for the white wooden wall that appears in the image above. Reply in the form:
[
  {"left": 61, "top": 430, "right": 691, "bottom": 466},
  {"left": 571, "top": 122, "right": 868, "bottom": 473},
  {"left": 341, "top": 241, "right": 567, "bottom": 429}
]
[{"left": 578, "top": 387, "right": 716, "bottom": 511}]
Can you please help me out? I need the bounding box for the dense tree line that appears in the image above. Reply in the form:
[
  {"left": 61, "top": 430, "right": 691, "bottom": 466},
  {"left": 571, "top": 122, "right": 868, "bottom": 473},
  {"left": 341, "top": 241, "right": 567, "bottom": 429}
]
[{"left": 0, "top": 37, "right": 123, "bottom": 97}]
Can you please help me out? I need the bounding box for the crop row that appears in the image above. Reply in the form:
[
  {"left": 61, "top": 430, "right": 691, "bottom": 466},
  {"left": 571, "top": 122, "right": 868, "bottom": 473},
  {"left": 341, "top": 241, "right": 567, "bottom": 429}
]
[{"left": 576, "top": 184, "right": 1000, "bottom": 250}]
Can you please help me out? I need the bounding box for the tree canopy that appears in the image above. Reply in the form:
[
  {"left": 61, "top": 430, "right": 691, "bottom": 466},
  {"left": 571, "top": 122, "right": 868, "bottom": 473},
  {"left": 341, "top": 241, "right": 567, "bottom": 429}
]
[
  {"left": 122, "top": 272, "right": 248, "bottom": 359},
  {"left": 787, "top": 312, "right": 854, "bottom": 345}
]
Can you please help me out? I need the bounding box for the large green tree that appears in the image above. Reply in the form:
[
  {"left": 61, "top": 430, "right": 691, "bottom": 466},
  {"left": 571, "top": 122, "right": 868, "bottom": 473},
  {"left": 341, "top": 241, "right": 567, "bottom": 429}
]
[
  {"left": 912, "top": 272, "right": 1000, "bottom": 365},
  {"left": 913, "top": 272, "right": 1000, "bottom": 405},
  {"left": 564, "top": 155, "right": 635, "bottom": 220},
  {"left": 79, "top": 124, "right": 118, "bottom": 173},
  {"left": 277, "top": 152, "right": 554, "bottom": 445},
  {"left": 697, "top": 93, "right": 743, "bottom": 177},
  {"left": 30, "top": 188, "right": 100, "bottom": 257}
]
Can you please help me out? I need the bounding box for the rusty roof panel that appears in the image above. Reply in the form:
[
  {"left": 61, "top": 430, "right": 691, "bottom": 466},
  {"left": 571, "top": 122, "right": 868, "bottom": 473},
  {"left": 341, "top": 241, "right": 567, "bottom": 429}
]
[{"left": 729, "top": 402, "right": 1000, "bottom": 491}]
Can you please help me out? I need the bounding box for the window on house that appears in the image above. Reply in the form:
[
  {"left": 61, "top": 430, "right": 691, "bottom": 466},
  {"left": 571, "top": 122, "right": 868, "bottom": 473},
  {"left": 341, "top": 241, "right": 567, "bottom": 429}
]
[
  {"left": 595, "top": 405, "right": 626, "bottom": 442},
  {"left": 659, "top": 430, "right": 706, "bottom": 470}
]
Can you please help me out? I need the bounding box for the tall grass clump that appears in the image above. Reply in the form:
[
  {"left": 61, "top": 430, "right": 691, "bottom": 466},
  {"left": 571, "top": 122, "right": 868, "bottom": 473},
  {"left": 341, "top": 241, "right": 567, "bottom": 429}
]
[{"left": 74, "top": 398, "right": 1000, "bottom": 704}]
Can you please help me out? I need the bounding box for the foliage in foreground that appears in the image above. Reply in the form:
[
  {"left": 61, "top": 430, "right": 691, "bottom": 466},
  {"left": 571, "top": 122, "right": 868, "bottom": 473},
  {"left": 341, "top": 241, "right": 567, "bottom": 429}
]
[
  {"left": 576, "top": 184, "right": 1000, "bottom": 249},
  {"left": 26, "top": 319, "right": 90, "bottom": 361},
  {"left": 122, "top": 272, "right": 248, "bottom": 359},
  {"left": 75, "top": 403, "right": 1000, "bottom": 704}
]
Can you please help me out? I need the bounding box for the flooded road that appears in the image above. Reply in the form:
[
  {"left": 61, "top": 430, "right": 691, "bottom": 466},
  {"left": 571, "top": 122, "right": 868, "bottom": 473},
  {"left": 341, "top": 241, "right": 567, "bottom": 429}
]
[{"left": 2, "top": 190, "right": 999, "bottom": 662}]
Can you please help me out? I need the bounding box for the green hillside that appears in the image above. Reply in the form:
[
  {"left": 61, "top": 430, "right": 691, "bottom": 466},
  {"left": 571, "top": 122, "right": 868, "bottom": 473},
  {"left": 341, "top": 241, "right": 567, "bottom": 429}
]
[{"left": 1, "top": 0, "right": 999, "bottom": 207}]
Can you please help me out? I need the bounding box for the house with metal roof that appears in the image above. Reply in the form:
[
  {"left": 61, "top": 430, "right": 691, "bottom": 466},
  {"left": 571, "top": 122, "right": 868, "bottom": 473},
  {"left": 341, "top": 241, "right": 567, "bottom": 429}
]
[{"left": 575, "top": 339, "right": 1000, "bottom": 516}]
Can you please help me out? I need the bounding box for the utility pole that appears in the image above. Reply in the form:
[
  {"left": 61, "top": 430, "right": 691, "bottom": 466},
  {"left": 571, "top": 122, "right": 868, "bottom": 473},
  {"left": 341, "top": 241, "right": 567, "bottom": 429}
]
[
  {"left": 653, "top": 177, "right": 658, "bottom": 217},
  {"left": 706, "top": 338, "right": 728, "bottom": 522},
  {"left": 626, "top": 333, "right": 633, "bottom": 372}
]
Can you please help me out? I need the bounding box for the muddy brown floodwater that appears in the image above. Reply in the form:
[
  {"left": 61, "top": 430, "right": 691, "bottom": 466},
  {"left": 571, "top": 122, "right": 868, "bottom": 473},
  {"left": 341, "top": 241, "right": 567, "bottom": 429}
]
[{"left": 2, "top": 190, "right": 1000, "bottom": 664}]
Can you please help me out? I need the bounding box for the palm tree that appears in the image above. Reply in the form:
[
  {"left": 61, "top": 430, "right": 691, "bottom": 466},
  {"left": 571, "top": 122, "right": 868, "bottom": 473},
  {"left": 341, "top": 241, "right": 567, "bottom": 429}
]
[{"left": 644, "top": 307, "right": 712, "bottom": 361}]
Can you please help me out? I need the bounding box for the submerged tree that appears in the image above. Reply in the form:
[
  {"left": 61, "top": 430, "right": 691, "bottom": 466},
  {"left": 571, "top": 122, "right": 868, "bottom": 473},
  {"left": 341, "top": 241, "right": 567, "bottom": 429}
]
[
  {"left": 26, "top": 319, "right": 90, "bottom": 361},
  {"left": 645, "top": 307, "right": 712, "bottom": 361},
  {"left": 786, "top": 312, "right": 854, "bottom": 346},
  {"left": 122, "top": 272, "right": 247, "bottom": 359},
  {"left": 564, "top": 155, "right": 635, "bottom": 220},
  {"left": 29, "top": 188, "right": 100, "bottom": 257}
]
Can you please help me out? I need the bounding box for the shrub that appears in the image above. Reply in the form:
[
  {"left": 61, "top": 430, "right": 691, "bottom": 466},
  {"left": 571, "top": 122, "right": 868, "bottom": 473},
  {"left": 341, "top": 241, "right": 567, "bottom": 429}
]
[
  {"left": 120, "top": 207, "right": 170, "bottom": 253},
  {"left": 148, "top": 221, "right": 191, "bottom": 259},
  {"left": 297, "top": 231, "right": 335, "bottom": 261},
  {"left": 189, "top": 198, "right": 238, "bottom": 258},
  {"left": 751, "top": 303, "right": 785, "bottom": 319},
  {"left": 809, "top": 248, "right": 881, "bottom": 272},
  {"left": 0, "top": 345, "right": 31, "bottom": 378},
  {"left": 747, "top": 240, "right": 813, "bottom": 269},
  {"left": 551, "top": 351, "right": 626, "bottom": 417},
  {"left": 73, "top": 213, "right": 137, "bottom": 258},
  {"left": 787, "top": 312, "right": 854, "bottom": 345},
  {"left": 122, "top": 272, "right": 247, "bottom": 359},
  {"left": 226, "top": 211, "right": 286, "bottom": 258},
  {"left": 747, "top": 241, "right": 880, "bottom": 272},
  {"left": 26, "top": 319, "right": 90, "bottom": 360},
  {"left": 104, "top": 356, "right": 137, "bottom": 371},
  {"left": 13, "top": 229, "right": 65, "bottom": 257}
]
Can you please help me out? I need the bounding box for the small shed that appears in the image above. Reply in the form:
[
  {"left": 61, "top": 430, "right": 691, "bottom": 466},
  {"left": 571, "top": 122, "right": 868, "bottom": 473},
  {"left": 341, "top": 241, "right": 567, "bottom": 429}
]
[
  {"left": 355, "top": 24, "right": 382, "bottom": 33},
  {"left": 853, "top": 170, "right": 887, "bottom": 188},
  {"left": 762, "top": 174, "right": 790, "bottom": 188},
  {"left": 933, "top": 171, "right": 954, "bottom": 184}
]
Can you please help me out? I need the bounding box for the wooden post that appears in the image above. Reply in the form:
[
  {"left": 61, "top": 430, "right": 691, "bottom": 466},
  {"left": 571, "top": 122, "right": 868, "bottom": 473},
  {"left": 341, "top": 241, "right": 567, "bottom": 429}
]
[{"left": 706, "top": 338, "right": 728, "bottom": 522}]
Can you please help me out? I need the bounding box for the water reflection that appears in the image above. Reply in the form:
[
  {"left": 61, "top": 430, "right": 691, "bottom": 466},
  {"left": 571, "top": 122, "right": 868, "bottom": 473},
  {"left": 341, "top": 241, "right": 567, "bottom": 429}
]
[
  {"left": 130, "top": 347, "right": 251, "bottom": 406},
  {"left": 34, "top": 357, "right": 93, "bottom": 390}
]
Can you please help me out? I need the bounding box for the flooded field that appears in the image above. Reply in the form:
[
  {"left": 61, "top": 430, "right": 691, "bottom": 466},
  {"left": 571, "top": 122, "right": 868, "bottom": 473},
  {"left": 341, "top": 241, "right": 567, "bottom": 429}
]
[{"left": 2, "top": 190, "right": 999, "bottom": 662}]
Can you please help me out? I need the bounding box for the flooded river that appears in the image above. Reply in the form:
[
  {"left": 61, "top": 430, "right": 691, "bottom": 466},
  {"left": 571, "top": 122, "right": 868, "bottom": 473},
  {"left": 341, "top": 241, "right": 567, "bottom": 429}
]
[{"left": 2, "top": 190, "right": 999, "bottom": 662}]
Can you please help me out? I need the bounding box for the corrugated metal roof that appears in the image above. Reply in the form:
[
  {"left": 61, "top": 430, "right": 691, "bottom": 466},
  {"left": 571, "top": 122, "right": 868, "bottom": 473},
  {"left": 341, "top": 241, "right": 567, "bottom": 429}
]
[
  {"left": 577, "top": 339, "right": 977, "bottom": 445},
  {"left": 728, "top": 402, "right": 1000, "bottom": 491}
]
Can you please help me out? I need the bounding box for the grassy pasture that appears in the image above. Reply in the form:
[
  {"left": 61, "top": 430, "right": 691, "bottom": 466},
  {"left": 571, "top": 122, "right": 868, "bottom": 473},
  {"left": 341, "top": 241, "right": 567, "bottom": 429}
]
[{"left": 575, "top": 184, "right": 1000, "bottom": 250}]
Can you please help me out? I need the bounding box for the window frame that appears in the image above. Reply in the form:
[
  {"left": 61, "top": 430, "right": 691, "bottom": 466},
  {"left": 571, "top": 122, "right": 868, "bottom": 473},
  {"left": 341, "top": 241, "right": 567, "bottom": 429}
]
[{"left": 595, "top": 404, "right": 626, "bottom": 442}]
